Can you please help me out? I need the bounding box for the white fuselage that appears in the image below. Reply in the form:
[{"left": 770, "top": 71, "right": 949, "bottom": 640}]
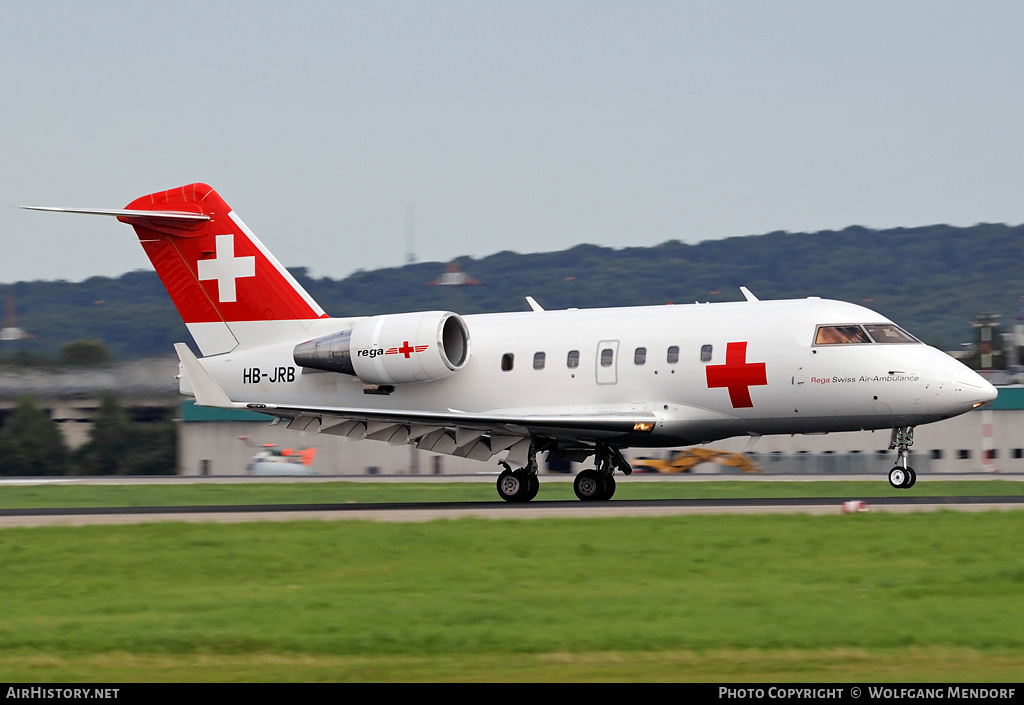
[{"left": 195, "top": 296, "right": 994, "bottom": 449}]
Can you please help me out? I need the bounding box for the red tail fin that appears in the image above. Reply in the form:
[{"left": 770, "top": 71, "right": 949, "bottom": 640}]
[
  {"left": 122, "top": 184, "right": 325, "bottom": 326},
  {"left": 25, "top": 184, "right": 328, "bottom": 355}
]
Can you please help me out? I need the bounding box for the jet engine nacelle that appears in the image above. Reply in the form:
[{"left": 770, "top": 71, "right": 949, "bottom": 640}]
[{"left": 293, "top": 311, "right": 470, "bottom": 385}]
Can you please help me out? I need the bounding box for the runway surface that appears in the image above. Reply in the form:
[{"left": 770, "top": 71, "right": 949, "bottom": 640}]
[{"left": 2, "top": 474, "right": 1023, "bottom": 526}]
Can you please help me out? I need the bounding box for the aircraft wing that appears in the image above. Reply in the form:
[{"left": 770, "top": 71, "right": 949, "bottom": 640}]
[
  {"left": 176, "top": 344, "right": 656, "bottom": 466},
  {"left": 271, "top": 403, "right": 655, "bottom": 466}
]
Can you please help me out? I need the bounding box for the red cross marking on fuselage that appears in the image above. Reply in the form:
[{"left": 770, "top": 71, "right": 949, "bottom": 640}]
[
  {"left": 705, "top": 341, "right": 768, "bottom": 408},
  {"left": 398, "top": 341, "right": 415, "bottom": 358}
]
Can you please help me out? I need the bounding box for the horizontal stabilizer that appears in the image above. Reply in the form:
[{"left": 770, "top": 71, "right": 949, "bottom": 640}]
[{"left": 21, "top": 206, "right": 209, "bottom": 222}]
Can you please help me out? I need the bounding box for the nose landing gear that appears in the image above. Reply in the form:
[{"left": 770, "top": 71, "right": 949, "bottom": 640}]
[{"left": 888, "top": 426, "right": 917, "bottom": 489}]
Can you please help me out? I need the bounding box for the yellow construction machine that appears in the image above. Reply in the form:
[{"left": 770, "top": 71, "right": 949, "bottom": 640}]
[{"left": 632, "top": 448, "right": 762, "bottom": 474}]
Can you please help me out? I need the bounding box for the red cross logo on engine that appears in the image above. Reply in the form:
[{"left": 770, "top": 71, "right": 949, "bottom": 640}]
[
  {"left": 385, "top": 341, "right": 430, "bottom": 358},
  {"left": 705, "top": 341, "right": 768, "bottom": 408}
]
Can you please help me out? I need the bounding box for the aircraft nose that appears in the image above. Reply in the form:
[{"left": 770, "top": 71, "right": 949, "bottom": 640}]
[{"left": 954, "top": 366, "right": 998, "bottom": 408}]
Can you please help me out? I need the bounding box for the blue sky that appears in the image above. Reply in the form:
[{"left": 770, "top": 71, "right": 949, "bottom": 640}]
[{"left": 4, "top": 1, "right": 1024, "bottom": 283}]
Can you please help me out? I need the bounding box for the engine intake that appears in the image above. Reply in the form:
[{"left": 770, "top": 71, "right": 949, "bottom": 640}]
[{"left": 293, "top": 311, "right": 470, "bottom": 385}]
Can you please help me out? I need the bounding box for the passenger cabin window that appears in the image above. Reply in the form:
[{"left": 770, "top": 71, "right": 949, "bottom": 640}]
[
  {"left": 567, "top": 350, "right": 580, "bottom": 368},
  {"left": 501, "top": 353, "right": 515, "bottom": 371},
  {"left": 667, "top": 346, "right": 679, "bottom": 364},
  {"left": 600, "top": 348, "right": 614, "bottom": 367},
  {"left": 700, "top": 344, "right": 713, "bottom": 362},
  {"left": 533, "top": 352, "right": 546, "bottom": 370},
  {"left": 634, "top": 347, "right": 647, "bottom": 365}
]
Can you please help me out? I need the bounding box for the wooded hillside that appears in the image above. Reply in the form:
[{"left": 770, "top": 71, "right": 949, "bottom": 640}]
[{"left": 2, "top": 222, "right": 1022, "bottom": 361}]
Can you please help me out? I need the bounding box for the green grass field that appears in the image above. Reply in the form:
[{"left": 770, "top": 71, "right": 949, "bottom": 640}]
[
  {"left": 1, "top": 477, "right": 1022, "bottom": 508},
  {"left": 1, "top": 491, "right": 1022, "bottom": 681}
]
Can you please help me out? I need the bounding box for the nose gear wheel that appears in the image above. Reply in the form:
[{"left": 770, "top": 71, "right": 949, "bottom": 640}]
[{"left": 887, "top": 427, "right": 917, "bottom": 489}]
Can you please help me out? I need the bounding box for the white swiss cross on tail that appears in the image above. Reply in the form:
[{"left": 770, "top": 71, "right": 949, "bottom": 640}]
[{"left": 197, "top": 234, "right": 256, "bottom": 303}]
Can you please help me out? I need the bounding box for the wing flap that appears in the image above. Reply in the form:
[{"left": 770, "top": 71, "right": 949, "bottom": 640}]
[
  {"left": 266, "top": 403, "right": 656, "bottom": 438},
  {"left": 505, "top": 438, "right": 533, "bottom": 467},
  {"left": 321, "top": 419, "right": 366, "bottom": 439},
  {"left": 415, "top": 429, "right": 457, "bottom": 454}
]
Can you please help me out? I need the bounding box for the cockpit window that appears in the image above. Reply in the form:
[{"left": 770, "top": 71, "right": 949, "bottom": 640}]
[
  {"left": 814, "top": 323, "right": 920, "bottom": 346},
  {"left": 814, "top": 325, "right": 871, "bottom": 345},
  {"left": 863, "top": 323, "right": 919, "bottom": 344}
]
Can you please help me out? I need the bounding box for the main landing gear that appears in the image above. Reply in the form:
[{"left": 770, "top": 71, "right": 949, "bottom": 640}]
[
  {"left": 496, "top": 459, "right": 539, "bottom": 503},
  {"left": 496, "top": 441, "right": 540, "bottom": 503},
  {"left": 888, "top": 426, "right": 917, "bottom": 489},
  {"left": 495, "top": 443, "right": 632, "bottom": 503},
  {"left": 573, "top": 445, "right": 631, "bottom": 502}
]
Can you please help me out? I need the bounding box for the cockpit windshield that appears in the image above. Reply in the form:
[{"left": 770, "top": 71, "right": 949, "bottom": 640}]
[
  {"left": 863, "top": 324, "right": 919, "bottom": 344},
  {"left": 814, "top": 323, "right": 919, "bottom": 346}
]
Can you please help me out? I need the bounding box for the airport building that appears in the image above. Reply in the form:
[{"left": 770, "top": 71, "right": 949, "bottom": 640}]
[
  {"left": 175, "top": 390, "right": 1023, "bottom": 476},
  {"left": 0, "top": 358, "right": 180, "bottom": 451},
  {"left": 2, "top": 357, "right": 1022, "bottom": 476}
]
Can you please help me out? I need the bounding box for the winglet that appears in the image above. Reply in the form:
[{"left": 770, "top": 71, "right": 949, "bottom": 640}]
[
  {"left": 525, "top": 296, "right": 545, "bottom": 312},
  {"left": 740, "top": 287, "right": 759, "bottom": 302},
  {"left": 174, "top": 343, "right": 237, "bottom": 408}
]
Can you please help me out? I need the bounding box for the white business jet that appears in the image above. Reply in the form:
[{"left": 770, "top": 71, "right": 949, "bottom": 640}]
[{"left": 25, "top": 184, "right": 997, "bottom": 501}]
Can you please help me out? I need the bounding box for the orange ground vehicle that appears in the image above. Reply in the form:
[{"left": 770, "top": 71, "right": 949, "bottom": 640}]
[{"left": 238, "top": 435, "right": 317, "bottom": 475}]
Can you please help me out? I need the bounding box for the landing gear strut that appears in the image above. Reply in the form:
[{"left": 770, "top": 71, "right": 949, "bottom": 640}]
[
  {"left": 573, "top": 445, "right": 630, "bottom": 502},
  {"left": 888, "top": 426, "right": 917, "bottom": 489},
  {"left": 496, "top": 444, "right": 539, "bottom": 503}
]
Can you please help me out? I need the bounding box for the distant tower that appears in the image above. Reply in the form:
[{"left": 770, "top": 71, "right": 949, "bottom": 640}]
[
  {"left": 429, "top": 263, "right": 481, "bottom": 286},
  {"left": 971, "top": 312, "right": 999, "bottom": 372},
  {"left": 0, "top": 295, "right": 32, "bottom": 341},
  {"left": 971, "top": 312, "right": 999, "bottom": 473},
  {"left": 1015, "top": 296, "right": 1024, "bottom": 368},
  {"left": 405, "top": 204, "right": 417, "bottom": 265}
]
